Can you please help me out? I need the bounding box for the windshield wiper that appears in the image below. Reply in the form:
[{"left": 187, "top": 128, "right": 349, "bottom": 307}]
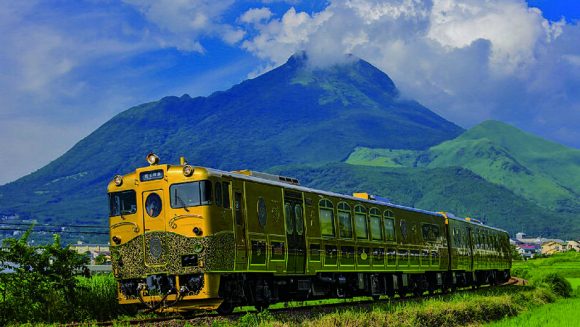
[{"left": 174, "top": 190, "right": 190, "bottom": 212}]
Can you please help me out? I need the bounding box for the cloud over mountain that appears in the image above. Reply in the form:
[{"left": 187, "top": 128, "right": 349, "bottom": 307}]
[{"left": 239, "top": 0, "right": 580, "bottom": 149}]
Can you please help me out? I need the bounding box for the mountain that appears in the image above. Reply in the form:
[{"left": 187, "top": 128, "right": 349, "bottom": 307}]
[
  {"left": 347, "top": 120, "right": 580, "bottom": 212},
  {"left": 0, "top": 53, "right": 462, "bottom": 237}
]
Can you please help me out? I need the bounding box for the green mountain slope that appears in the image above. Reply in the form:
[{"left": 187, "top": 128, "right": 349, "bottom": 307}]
[
  {"left": 347, "top": 120, "right": 580, "bottom": 212},
  {"left": 0, "top": 53, "right": 462, "bottom": 231},
  {"left": 271, "top": 163, "right": 579, "bottom": 239}
]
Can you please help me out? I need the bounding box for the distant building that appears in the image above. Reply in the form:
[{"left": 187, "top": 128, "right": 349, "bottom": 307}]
[
  {"left": 541, "top": 241, "right": 566, "bottom": 255},
  {"left": 515, "top": 232, "right": 564, "bottom": 245},
  {"left": 70, "top": 243, "right": 110, "bottom": 265},
  {"left": 517, "top": 244, "right": 540, "bottom": 259},
  {"left": 567, "top": 241, "right": 580, "bottom": 252}
]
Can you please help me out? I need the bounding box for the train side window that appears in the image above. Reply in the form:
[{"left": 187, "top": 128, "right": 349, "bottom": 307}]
[
  {"left": 456, "top": 228, "right": 462, "bottom": 247},
  {"left": 384, "top": 210, "right": 395, "bottom": 241},
  {"left": 222, "top": 182, "right": 230, "bottom": 208},
  {"left": 421, "top": 224, "right": 439, "bottom": 242},
  {"left": 200, "top": 181, "right": 212, "bottom": 205},
  {"left": 384, "top": 217, "right": 395, "bottom": 241},
  {"left": 354, "top": 205, "right": 368, "bottom": 240},
  {"left": 257, "top": 197, "right": 267, "bottom": 227},
  {"left": 338, "top": 202, "right": 353, "bottom": 239},
  {"left": 369, "top": 208, "right": 383, "bottom": 241},
  {"left": 285, "top": 203, "right": 294, "bottom": 234},
  {"left": 295, "top": 204, "right": 304, "bottom": 236},
  {"left": 215, "top": 182, "right": 222, "bottom": 207},
  {"left": 400, "top": 219, "right": 408, "bottom": 242},
  {"left": 170, "top": 180, "right": 212, "bottom": 208},
  {"left": 319, "top": 199, "right": 335, "bottom": 237}
]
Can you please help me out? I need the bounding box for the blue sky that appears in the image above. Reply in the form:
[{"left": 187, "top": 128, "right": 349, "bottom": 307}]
[{"left": 1, "top": 0, "right": 579, "bottom": 185}]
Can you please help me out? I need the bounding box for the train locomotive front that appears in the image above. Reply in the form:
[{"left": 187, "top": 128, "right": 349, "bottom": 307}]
[{"left": 108, "top": 154, "right": 232, "bottom": 312}]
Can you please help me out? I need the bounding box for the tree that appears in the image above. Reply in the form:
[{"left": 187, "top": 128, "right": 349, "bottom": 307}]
[
  {"left": 0, "top": 229, "right": 89, "bottom": 324},
  {"left": 511, "top": 244, "right": 523, "bottom": 261},
  {"left": 94, "top": 254, "right": 107, "bottom": 265}
]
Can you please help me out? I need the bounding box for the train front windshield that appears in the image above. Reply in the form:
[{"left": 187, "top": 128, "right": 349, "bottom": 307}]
[
  {"left": 170, "top": 180, "right": 213, "bottom": 209},
  {"left": 109, "top": 190, "right": 137, "bottom": 216}
]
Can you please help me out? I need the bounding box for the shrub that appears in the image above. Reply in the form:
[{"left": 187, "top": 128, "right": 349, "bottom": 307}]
[
  {"left": 0, "top": 230, "right": 123, "bottom": 324},
  {"left": 532, "top": 273, "right": 572, "bottom": 298}
]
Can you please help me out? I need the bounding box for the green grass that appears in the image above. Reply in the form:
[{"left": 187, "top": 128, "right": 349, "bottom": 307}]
[
  {"left": 568, "top": 278, "right": 580, "bottom": 291},
  {"left": 512, "top": 252, "right": 580, "bottom": 280},
  {"left": 486, "top": 297, "right": 580, "bottom": 327},
  {"left": 73, "top": 274, "right": 127, "bottom": 321},
  {"left": 206, "top": 286, "right": 555, "bottom": 327},
  {"left": 485, "top": 252, "right": 580, "bottom": 327}
]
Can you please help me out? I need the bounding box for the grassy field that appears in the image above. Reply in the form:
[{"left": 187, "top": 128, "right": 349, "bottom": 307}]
[
  {"left": 203, "top": 286, "right": 555, "bottom": 327},
  {"left": 511, "top": 251, "right": 580, "bottom": 283},
  {"left": 486, "top": 297, "right": 580, "bottom": 327},
  {"left": 485, "top": 252, "right": 580, "bottom": 327}
]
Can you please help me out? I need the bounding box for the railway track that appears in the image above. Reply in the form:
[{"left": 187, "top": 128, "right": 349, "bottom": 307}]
[{"left": 85, "top": 277, "right": 524, "bottom": 326}]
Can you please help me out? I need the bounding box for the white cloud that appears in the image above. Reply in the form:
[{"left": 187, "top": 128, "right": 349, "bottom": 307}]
[
  {"left": 239, "top": 0, "right": 580, "bottom": 148},
  {"left": 123, "top": 0, "right": 244, "bottom": 51},
  {"left": 239, "top": 8, "right": 273, "bottom": 24},
  {"left": 241, "top": 7, "right": 332, "bottom": 64},
  {"left": 427, "top": 0, "right": 563, "bottom": 74}
]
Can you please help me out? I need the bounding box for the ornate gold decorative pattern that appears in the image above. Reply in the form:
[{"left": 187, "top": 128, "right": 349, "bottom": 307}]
[
  {"left": 168, "top": 214, "right": 203, "bottom": 229},
  {"left": 111, "top": 231, "right": 235, "bottom": 279},
  {"left": 111, "top": 221, "right": 140, "bottom": 233}
]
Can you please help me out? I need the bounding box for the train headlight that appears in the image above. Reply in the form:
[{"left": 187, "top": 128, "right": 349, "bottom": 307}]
[
  {"left": 112, "top": 236, "right": 121, "bottom": 245},
  {"left": 183, "top": 165, "right": 194, "bottom": 177},
  {"left": 193, "top": 227, "right": 203, "bottom": 236},
  {"left": 146, "top": 152, "right": 160, "bottom": 165},
  {"left": 113, "top": 175, "right": 123, "bottom": 186}
]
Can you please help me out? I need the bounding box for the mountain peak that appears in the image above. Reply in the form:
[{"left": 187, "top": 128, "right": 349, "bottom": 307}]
[
  {"left": 259, "top": 52, "right": 399, "bottom": 100},
  {"left": 465, "top": 120, "right": 575, "bottom": 154}
]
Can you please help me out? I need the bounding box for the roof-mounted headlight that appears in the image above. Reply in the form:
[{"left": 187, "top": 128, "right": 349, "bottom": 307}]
[
  {"left": 146, "top": 152, "right": 160, "bottom": 165},
  {"left": 113, "top": 175, "right": 123, "bottom": 186},
  {"left": 183, "top": 165, "right": 194, "bottom": 177}
]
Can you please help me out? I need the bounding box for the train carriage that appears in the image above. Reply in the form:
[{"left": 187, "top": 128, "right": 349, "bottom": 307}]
[{"left": 108, "top": 154, "right": 511, "bottom": 313}]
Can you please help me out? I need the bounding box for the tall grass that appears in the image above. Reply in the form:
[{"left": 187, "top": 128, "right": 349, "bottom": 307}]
[
  {"left": 74, "top": 274, "right": 126, "bottom": 321},
  {"left": 486, "top": 297, "right": 580, "bottom": 327},
  {"left": 204, "top": 286, "right": 558, "bottom": 327},
  {"left": 2, "top": 273, "right": 126, "bottom": 325}
]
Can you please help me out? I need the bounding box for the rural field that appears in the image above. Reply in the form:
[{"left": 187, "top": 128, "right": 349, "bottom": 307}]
[{"left": 486, "top": 251, "right": 580, "bottom": 327}]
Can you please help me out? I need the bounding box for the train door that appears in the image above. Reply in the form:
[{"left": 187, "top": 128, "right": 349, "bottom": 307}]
[
  {"left": 142, "top": 189, "right": 166, "bottom": 266},
  {"left": 467, "top": 226, "right": 475, "bottom": 272},
  {"left": 233, "top": 182, "right": 248, "bottom": 270},
  {"left": 284, "top": 190, "right": 306, "bottom": 274}
]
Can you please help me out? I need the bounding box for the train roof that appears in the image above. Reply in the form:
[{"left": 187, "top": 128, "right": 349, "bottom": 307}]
[{"left": 202, "top": 166, "right": 508, "bottom": 234}]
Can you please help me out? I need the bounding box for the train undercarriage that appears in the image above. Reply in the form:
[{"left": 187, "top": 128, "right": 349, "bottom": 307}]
[{"left": 216, "top": 269, "right": 511, "bottom": 314}]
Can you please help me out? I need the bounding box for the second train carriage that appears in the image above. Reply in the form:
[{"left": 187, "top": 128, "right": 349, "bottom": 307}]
[{"left": 108, "top": 154, "right": 512, "bottom": 313}]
